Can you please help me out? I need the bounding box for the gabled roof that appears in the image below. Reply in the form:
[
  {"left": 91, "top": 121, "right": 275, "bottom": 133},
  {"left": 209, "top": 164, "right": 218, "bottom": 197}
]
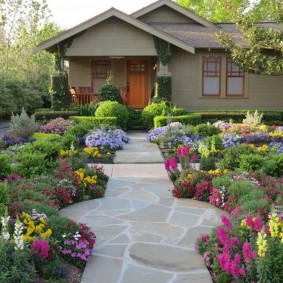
[
  {"left": 131, "top": 0, "right": 218, "bottom": 29},
  {"left": 34, "top": 7, "right": 195, "bottom": 54}
]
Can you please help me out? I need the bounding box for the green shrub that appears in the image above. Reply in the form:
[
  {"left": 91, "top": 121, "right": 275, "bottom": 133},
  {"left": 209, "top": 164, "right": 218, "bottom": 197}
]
[
  {"left": 0, "top": 74, "right": 43, "bottom": 118},
  {"left": 141, "top": 103, "right": 170, "bottom": 130},
  {"left": 69, "top": 116, "right": 117, "bottom": 128},
  {"left": 32, "top": 132, "right": 61, "bottom": 141},
  {"left": 220, "top": 145, "right": 257, "bottom": 170},
  {"left": 264, "top": 153, "right": 283, "bottom": 177},
  {"left": 199, "top": 156, "right": 216, "bottom": 171},
  {"left": 95, "top": 101, "right": 129, "bottom": 130},
  {"left": 12, "top": 152, "right": 55, "bottom": 177},
  {"left": 98, "top": 83, "right": 122, "bottom": 103},
  {"left": 0, "top": 183, "right": 9, "bottom": 216},
  {"left": 8, "top": 108, "right": 39, "bottom": 138},
  {"left": 127, "top": 107, "right": 143, "bottom": 130},
  {"left": 171, "top": 106, "right": 189, "bottom": 116},
  {"left": 212, "top": 174, "right": 232, "bottom": 189},
  {"left": 194, "top": 124, "right": 219, "bottom": 137},
  {"left": 20, "top": 139, "right": 63, "bottom": 162},
  {"left": 205, "top": 135, "right": 224, "bottom": 151},
  {"left": 154, "top": 114, "right": 202, "bottom": 128},
  {"left": 0, "top": 154, "right": 11, "bottom": 180},
  {"left": 67, "top": 121, "right": 95, "bottom": 136},
  {"left": 34, "top": 110, "right": 79, "bottom": 122},
  {"left": 51, "top": 72, "right": 71, "bottom": 110},
  {"left": 77, "top": 103, "right": 97, "bottom": 116},
  {"left": 239, "top": 154, "right": 265, "bottom": 172}
]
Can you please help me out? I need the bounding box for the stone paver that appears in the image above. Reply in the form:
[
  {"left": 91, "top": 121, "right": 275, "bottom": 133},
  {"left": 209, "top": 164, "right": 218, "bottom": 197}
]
[{"left": 60, "top": 132, "right": 223, "bottom": 283}]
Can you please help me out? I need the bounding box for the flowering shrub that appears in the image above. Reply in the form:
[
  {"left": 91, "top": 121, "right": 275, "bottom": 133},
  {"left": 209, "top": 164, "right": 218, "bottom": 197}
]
[
  {"left": 85, "top": 128, "right": 129, "bottom": 150},
  {"left": 62, "top": 223, "right": 96, "bottom": 267},
  {"left": 40, "top": 118, "right": 74, "bottom": 135}
]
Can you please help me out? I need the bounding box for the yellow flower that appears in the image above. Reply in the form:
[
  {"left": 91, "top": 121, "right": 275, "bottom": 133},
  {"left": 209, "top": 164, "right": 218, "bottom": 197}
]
[
  {"left": 35, "top": 223, "right": 45, "bottom": 233},
  {"left": 269, "top": 213, "right": 282, "bottom": 238},
  {"left": 257, "top": 231, "right": 268, "bottom": 257},
  {"left": 40, "top": 228, "right": 52, "bottom": 238},
  {"left": 269, "top": 132, "right": 283, "bottom": 138},
  {"left": 257, "top": 144, "right": 269, "bottom": 152}
]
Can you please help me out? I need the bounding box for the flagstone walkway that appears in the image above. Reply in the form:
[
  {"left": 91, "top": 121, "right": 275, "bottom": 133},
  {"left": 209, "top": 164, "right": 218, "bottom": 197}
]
[{"left": 60, "top": 132, "right": 224, "bottom": 283}]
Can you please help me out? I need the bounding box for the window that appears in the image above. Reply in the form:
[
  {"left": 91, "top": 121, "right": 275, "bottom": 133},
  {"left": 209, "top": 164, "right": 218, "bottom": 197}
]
[
  {"left": 226, "top": 57, "right": 244, "bottom": 96},
  {"left": 202, "top": 56, "right": 221, "bottom": 96},
  {"left": 92, "top": 60, "right": 110, "bottom": 93}
]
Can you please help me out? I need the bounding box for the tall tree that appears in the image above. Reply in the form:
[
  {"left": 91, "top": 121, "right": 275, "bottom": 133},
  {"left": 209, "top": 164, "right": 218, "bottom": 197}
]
[
  {"left": 175, "top": 0, "right": 283, "bottom": 74},
  {"left": 216, "top": 1, "right": 283, "bottom": 74},
  {"left": 0, "top": 0, "right": 60, "bottom": 85}
]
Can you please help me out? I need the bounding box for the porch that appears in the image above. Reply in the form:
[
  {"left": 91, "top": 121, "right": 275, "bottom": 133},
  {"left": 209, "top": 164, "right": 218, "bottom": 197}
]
[{"left": 67, "top": 57, "right": 157, "bottom": 108}]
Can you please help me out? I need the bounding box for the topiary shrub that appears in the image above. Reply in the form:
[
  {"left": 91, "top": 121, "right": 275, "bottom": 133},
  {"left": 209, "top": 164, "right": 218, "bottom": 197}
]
[
  {"left": 141, "top": 102, "right": 170, "bottom": 130},
  {"left": 51, "top": 72, "right": 71, "bottom": 110},
  {"left": 98, "top": 84, "right": 122, "bottom": 103},
  {"left": 95, "top": 101, "right": 129, "bottom": 130},
  {"left": 194, "top": 123, "right": 219, "bottom": 137}
]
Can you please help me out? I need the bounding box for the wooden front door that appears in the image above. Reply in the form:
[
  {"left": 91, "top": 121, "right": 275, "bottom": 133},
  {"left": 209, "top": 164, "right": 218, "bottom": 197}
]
[{"left": 127, "top": 60, "right": 148, "bottom": 108}]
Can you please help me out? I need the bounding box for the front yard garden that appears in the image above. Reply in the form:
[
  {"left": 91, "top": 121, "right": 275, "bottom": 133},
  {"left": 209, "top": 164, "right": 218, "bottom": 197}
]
[
  {"left": 148, "top": 111, "right": 283, "bottom": 283},
  {"left": 0, "top": 110, "right": 129, "bottom": 282}
]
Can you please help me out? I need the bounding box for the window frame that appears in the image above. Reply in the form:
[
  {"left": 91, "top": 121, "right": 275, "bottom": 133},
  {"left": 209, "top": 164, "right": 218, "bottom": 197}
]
[
  {"left": 226, "top": 57, "right": 245, "bottom": 97},
  {"left": 202, "top": 56, "right": 221, "bottom": 97},
  {"left": 91, "top": 59, "right": 111, "bottom": 94}
]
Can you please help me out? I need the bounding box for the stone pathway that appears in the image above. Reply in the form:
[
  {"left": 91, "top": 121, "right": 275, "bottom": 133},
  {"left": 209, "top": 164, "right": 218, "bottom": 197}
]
[{"left": 60, "top": 132, "right": 224, "bottom": 283}]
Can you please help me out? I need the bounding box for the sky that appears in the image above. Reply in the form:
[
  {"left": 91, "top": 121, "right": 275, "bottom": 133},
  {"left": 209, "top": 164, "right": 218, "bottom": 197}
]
[{"left": 46, "top": 0, "right": 158, "bottom": 29}]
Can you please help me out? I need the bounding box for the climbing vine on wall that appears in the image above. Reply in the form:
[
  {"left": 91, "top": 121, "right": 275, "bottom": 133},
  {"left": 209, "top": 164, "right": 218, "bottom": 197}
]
[{"left": 154, "top": 37, "right": 173, "bottom": 66}]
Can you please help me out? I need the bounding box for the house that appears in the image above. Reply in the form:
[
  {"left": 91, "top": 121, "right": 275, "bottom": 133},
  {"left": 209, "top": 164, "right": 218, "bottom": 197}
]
[{"left": 34, "top": 0, "right": 283, "bottom": 110}]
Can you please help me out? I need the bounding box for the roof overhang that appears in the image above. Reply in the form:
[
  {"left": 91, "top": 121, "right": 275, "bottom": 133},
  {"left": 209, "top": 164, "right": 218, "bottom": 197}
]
[{"left": 33, "top": 8, "right": 195, "bottom": 55}]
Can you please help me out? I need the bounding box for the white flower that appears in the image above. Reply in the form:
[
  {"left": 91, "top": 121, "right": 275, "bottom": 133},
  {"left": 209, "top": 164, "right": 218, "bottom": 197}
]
[{"left": 13, "top": 219, "right": 24, "bottom": 250}]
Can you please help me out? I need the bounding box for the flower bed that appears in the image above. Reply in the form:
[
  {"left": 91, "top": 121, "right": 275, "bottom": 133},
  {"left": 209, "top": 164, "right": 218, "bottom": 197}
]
[
  {"left": 0, "top": 119, "right": 130, "bottom": 282},
  {"left": 148, "top": 118, "right": 283, "bottom": 282}
]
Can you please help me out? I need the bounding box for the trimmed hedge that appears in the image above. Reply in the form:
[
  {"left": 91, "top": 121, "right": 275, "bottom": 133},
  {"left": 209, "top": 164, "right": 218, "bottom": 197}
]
[
  {"left": 34, "top": 110, "right": 79, "bottom": 122},
  {"left": 154, "top": 114, "right": 202, "bottom": 128},
  {"left": 69, "top": 116, "right": 117, "bottom": 127},
  {"left": 195, "top": 112, "right": 282, "bottom": 124}
]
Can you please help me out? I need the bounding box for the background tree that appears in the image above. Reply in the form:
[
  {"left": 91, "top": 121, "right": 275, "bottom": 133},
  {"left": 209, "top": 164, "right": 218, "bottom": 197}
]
[
  {"left": 175, "top": 0, "right": 283, "bottom": 75},
  {"left": 0, "top": 0, "right": 61, "bottom": 111}
]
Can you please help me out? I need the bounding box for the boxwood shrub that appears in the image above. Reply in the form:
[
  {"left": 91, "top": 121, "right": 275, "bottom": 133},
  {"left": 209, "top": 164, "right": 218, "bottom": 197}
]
[
  {"left": 95, "top": 101, "right": 129, "bottom": 130},
  {"left": 69, "top": 116, "right": 117, "bottom": 128},
  {"left": 141, "top": 103, "right": 170, "bottom": 130}
]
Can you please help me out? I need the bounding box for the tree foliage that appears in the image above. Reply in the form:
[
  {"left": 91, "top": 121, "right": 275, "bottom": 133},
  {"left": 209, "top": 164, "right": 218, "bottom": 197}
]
[
  {"left": 0, "top": 0, "right": 61, "bottom": 105},
  {"left": 175, "top": 0, "right": 283, "bottom": 75}
]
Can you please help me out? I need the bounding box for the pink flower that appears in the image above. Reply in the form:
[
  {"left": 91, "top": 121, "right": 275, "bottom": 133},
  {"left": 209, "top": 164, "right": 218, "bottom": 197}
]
[
  {"left": 245, "top": 215, "right": 253, "bottom": 228},
  {"left": 216, "top": 227, "right": 229, "bottom": 245},
  {"left": 32, "top": 238, "right": 49, "bottom": 259},
  {"left": 253, "top": 217, "right": 263, "bottom": 232},
  {"left": 164, "top": 159, "right": 171, "bottom": 171},
  {"left": 242, "top": 242, "right": 257, "bottom": 263},
  {"left": 221, "top": 215, "right": 233, "bottom": 231},
  {"left": 170, "top": 158, "right": 178, "bottom": 170}
]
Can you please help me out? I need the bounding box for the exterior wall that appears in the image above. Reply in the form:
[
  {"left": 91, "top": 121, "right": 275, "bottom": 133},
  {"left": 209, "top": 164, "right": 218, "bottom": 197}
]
[
  {"left": 138, "top": 6, "right": 198, "bottom": 24},
  {"left": 170, "top": 48, "right": 283, "bottom": 110},
  {"left": 65, "top": 18, "right": 156, "bottom": 57}
]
